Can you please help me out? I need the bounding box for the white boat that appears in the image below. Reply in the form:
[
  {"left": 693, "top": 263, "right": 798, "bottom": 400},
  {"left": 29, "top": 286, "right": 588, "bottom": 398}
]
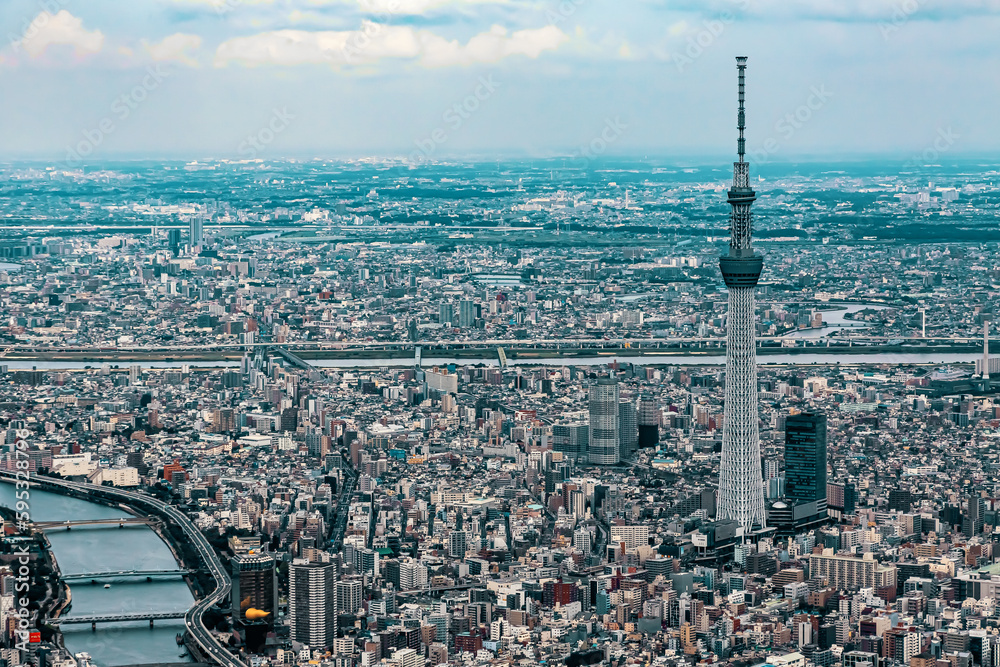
[{"left": 104, "top": 584, "right": 111, "bottom": 589}]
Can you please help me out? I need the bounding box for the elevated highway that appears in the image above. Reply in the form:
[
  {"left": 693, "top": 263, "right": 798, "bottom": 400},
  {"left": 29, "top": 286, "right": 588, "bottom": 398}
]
[{"left": 0, "top": 473, "right": 243, "bottom": 667}]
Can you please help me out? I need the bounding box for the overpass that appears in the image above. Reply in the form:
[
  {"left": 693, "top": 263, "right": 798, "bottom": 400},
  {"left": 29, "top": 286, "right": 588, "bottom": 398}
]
[
  {"left": 34, "top": 518, "right": 157, "bottom": 530},
  {"left": 0, "top": 473, "right": 243, "bottom": 667},
  {"left": 49, "top": 611, "right": 187, "bottom": 629},
  {"left": 271, "top": 347, "right": 316, "bottom": 371},
  {"left": 62, "top": 569, "right": 194, "bottom": 582}
]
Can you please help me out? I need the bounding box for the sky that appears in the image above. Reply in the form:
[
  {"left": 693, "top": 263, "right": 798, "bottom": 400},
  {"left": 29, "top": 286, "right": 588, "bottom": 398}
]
[{"left": 1, "top": 0, "right": 999, "bottom": 163}]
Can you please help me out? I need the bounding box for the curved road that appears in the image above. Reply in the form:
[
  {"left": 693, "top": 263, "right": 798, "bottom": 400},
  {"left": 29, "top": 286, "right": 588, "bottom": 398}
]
[{"left": 0, "top": 472, "right": 242, "bottom": 667}]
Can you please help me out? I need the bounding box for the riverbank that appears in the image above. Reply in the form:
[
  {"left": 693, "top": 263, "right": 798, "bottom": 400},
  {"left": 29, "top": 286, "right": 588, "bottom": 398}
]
[
  {"left": 0, "top": 506, "right": 67, "bottom": 647},
  {"left": 41, "top": 534, "right": 71, "bottom": 651},
  {"left": 1, "top": 474, "right": 239, "bottom": 667},
  {"left": 0, "top": 480, "right": 202, "bottom": 666}
]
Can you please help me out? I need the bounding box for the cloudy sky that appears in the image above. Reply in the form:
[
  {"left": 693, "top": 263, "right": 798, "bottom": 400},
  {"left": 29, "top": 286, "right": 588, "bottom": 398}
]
[{"left": 1, "top": 0, "right": 998, "bottom": 162}]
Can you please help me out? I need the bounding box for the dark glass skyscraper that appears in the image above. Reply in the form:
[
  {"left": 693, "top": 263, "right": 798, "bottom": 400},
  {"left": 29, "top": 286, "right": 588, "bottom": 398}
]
[
  {"left": 231, "top": 552, "right": 277, "bottom": 626},
  {"left": 784, "top": 413, "right": 828, "bottom": 504},
  {"left": 637, "top": 396, "right": 659, "bottom": 449}
]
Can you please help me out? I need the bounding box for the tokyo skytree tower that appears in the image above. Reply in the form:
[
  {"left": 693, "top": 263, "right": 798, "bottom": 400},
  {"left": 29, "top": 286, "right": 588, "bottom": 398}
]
[{"left": 717, "top": 57, "right": 766, "bottom": 533}]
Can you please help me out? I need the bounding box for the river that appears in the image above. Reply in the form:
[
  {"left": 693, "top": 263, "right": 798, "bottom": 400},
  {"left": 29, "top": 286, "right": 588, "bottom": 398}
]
[
  {"left": 0, "top": 486, "right": 193, "bottom": 667},
  {"left": 0, "top": 350, "right": 981, "bottom": 370},
  {"left": 782, "top": 303, "right": 889, "bottom": 339}
]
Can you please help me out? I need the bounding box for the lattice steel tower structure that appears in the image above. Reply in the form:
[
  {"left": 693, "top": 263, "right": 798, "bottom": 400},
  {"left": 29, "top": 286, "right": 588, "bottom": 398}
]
[{"left": 717, "top": 56, "right": 766, "bottom": 533}]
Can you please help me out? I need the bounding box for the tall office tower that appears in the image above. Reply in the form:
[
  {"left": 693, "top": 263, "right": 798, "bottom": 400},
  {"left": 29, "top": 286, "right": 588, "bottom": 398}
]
[
  {"left": 439, "top": 302, "right": 455, "bottom": 327},
  {"left": 232, "top": 552, "right": 278, "bottom": 626},
  {"left": 167, "top": 228, "right": 182, "bottom": 251},
  {"left": 784, "top": 413, "right": 827, "bottom": 505},
  {"left": 964, "top": 495, "right": 986, "bottom": 537},
  {"left": 618, "top": 399, "right": 637, "bottom": 459},
  {"left": 289, "top": 559, "right": 335, "bottom": 648},
  {"left": 717, "top": 57, "right": 767, "bottom": 533},
  {"left": 769, "top": 411, "right": 829, "bottom": 534},
  {"left": 459, "top": 299, "right": 477, "bottom": 328},
  {"left": 588, "top": 378, "right": 620, "bottom": 465},
  {"left": 637, "top": 396, "right": 659, "bottom": 448},
  {"left": 189, "top": 216, "right": 204, "bottom": 248},
  {"left": 983, "top": 322, "right": 991, "bottom": 390}
]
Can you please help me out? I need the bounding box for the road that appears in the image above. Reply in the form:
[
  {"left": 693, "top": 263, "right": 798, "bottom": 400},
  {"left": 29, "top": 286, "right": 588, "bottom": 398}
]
[
  {"left": 0, "top": 473, "right": 243, "bottom": 667},
  {"left": 330, "top": 467, "right": 357, "bottom": 550}
]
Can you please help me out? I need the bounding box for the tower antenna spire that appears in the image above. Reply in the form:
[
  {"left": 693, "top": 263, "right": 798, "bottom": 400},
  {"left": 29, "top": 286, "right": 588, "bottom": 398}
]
[{"left": 737, "top": 55, "right": 747, "bottom": 163}]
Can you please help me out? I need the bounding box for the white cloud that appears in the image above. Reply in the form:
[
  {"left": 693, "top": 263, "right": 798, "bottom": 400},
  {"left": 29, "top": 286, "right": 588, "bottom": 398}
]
[
  {"left": 144, "top": 33, "right": 204, "bottom": 67},
  {"left": 19, "top": 10, "right": 104, "bottom": 59},
  {"left": 669, "top": 0, "right": 1000, "bottom": 21},
  {"left": 214, "top": 22, "right": 567, "bottom": 67},
  {"left": 353, "top": 0, "right": 512, "bottom": 14},
  {"left": 172, "top": 0, "right": 515, "bottom": 14}
]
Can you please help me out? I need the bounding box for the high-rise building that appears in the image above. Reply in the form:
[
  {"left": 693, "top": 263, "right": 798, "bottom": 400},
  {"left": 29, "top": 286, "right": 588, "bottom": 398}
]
[
  {"left": 983, "top": 321, "right": 991, "bottom": 391},
  {"left": 784, "top": 413, "right": 828, "bottom": 505},
  {"left": 449, "top": 530, "right": 467, "bottom": 558},
  {"left": 168, "top": 228, "right": 182, "bottom": 251},
  {"left": 553, "top": 422, "right": 589, "bottom": 460},
  {"left": 609, "top": 524, "right": 649, "bottom": 550},
  {"left": 399, "top": 560, "right": 427, "bottom": 590},
  {"left": 459, "top": 299, "right": 477, "bottom": 328},
  {"left": 189, "top": 217, "right": 204, "bottom": 248},
  {"left": 618, "top": 399, "right": 637, "bottom": 460},
  {"left": 336, "top": 579, "right": 363, "bottom": 616},
  {"left": 589, "top": 378, "right": 620, "bottom": 465},
  {"left": 439, "top": 302, "right": 455, "bottom": 326},
  {"left": 717, "top": 57, "right": 767, "bottom": 534},
  {"left": 964, "top": 495, "right": 986, "bottom": 537},
  {"left": 289, "top": 559, "right": 335, "bottom": 648},
  {"left": 637, "top": 396, "right": 659, "bottom": 449},
  {"left": 232, "top": 552, "right": 278, "bottom": 627}
]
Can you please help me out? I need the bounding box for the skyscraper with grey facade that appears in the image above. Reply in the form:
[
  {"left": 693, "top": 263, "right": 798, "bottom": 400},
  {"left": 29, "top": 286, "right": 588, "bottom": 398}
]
[
  {"left": 589, "top": 378, "right": 620, "bottom": 465},
  {"left": 289, "top": 559, "right": 335, "bottom": 648}
]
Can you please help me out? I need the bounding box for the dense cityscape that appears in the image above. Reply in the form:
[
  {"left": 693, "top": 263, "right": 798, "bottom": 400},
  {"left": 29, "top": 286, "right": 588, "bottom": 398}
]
[
  {"left": 2, "top": 140, "right": 1000, "bottom": 667},
  {"left": 3, "top": 9, "right": 1000, "bottom": 665}
]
